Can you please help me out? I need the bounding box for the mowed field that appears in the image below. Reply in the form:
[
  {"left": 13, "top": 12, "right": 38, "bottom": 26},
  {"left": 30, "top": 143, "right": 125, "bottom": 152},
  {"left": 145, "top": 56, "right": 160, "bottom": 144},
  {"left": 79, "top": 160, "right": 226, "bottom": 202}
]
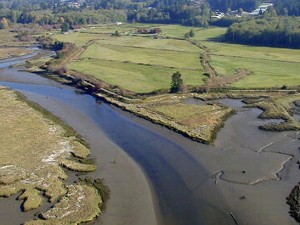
[
  {"left": 184, "top": 27, "right": 300, "bottom": 88},
  {"left": 53, "top": 24, "right": 300, "bottom": 92},
  {"left": 53, "top": 25, "right": 205, "bottom": 93}
]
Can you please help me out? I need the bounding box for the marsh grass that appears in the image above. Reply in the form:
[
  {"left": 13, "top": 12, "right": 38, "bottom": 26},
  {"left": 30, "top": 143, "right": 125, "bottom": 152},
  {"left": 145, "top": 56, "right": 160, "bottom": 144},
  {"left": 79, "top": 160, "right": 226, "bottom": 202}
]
[
  {"left": 76, "top": 177, "right": 110, "bottom": 211},
  {"left": 245, "top": 95, "right": 300, "bottom": 131},
  {"left": 15, "top": 91, "right": 89, "bottom": 147},
  {"left": 25, "top": 184, "right": 102, "bottom": 225},
  {"left": 0, "top": 48, "right": 33, "bottom": 59},
  {"left": 0, "top": 87, "right": 103, "bottom": 224}
]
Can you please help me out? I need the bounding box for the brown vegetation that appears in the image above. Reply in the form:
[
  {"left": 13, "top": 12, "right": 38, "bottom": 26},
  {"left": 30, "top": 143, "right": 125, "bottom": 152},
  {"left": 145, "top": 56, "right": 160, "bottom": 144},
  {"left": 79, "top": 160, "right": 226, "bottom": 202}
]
[
  {"left": 244, "top": 95, "right": 300, "bottom": 131},
  {"left": 94, "top": 93, "right": 235, "bottom": 143}
]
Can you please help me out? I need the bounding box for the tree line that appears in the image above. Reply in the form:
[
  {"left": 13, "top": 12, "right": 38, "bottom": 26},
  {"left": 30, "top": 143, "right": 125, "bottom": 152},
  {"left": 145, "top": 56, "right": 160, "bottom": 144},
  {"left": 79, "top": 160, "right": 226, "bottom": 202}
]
[
  {"left": 128, "top": 0, "right": 211, "bottom": 26},
  {"left": 0, "top": 8, "right": 126, "bottom": 28},
  {"left": 225, "top": 17, "right": 300, "bottom": 49}
]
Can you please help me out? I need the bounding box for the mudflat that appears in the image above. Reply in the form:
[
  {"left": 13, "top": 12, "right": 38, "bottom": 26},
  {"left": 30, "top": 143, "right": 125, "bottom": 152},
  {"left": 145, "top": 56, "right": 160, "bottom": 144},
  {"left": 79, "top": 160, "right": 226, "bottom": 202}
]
[{"left": 0, "top": 87, "right": 102, "bottom": 224}]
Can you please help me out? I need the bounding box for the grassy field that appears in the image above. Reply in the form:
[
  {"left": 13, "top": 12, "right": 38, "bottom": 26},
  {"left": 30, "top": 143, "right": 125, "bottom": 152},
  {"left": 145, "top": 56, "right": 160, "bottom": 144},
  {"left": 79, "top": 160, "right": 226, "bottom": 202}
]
[
  {"left": 80, "top": 41, "right": 201, "bottom": 69},
  {"left": 70, "top": 58, "right": 203, "bottom": 93},
  {"left": 54, "top": 26, "right": 206, "bottom": 93},
  {"left": 212, "top": 55, "right": 300, "bottom": 88},
  {"left": 96, "top": 92, "right": 235, "bottom": 143},
  {"left": 91, "top": 35, "right": 200, "bottom": 52},
  {"left": 186, "top": 27, "right": 300, "bottom": 88},
  {"left": 53, "top": 23, "right": 300, "bottom": 92},
  {"left": 52, "top": 31, "right": 103, "bottom": 46}
]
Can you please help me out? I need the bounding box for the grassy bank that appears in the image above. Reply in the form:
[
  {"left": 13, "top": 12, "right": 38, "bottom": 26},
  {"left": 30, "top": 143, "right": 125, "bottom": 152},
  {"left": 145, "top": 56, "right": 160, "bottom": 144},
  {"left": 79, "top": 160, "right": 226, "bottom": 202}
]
[
  {"left": 0, "top": 48, "right": 33, "bottom": 60},
  {"left": 93, "top": 92, "right": 235, "bottom": 143},
  {"left": 0, "top": 87, "right": 106, "bottom": 224}
]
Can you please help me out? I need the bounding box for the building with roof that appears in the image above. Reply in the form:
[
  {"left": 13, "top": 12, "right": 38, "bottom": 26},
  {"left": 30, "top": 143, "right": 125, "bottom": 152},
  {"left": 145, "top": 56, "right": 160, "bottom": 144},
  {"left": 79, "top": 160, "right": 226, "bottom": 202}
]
[{"left": 250, "top": 3, "right": 273, "bottom": 16}]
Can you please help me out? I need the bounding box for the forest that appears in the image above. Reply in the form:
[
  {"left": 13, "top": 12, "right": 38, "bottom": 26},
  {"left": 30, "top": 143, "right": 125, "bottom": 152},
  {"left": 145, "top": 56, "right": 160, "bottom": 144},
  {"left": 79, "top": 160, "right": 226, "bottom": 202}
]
[{"left": 225, "top": 17, "right": 300, "bottom": 48}]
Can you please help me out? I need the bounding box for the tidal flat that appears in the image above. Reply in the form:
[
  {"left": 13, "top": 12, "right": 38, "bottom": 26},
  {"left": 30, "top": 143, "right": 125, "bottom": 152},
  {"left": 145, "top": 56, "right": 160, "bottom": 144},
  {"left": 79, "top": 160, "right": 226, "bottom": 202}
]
[{"left": 0, "top": 87, "right": 103, "bottom": 224}]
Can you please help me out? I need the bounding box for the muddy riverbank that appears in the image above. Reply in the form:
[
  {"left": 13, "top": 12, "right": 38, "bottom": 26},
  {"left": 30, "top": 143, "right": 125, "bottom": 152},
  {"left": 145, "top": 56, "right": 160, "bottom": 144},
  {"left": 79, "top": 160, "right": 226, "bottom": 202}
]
[{"left": 0, "top": 51, "right": 299, "bottom": 225}]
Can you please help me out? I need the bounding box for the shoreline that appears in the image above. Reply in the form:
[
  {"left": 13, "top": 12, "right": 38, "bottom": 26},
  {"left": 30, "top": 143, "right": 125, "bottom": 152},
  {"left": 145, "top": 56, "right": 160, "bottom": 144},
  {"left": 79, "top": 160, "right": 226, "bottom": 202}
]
[
  {"left": 0, "top": 53, "right": 161, "bottom": 225},
  {"left": 2, "top": 50, "right": 299, "bottom": 224},
  {"left": 0, "top": 47, "right": 34, "bottom": 60},
  {"left": 19, "top": 89, "right": 161, "bottom": 225},
  {"left": 0, "top": 86, "right": 105, "bottom": 224},
  {"left": 27, "top": 68, "right": 300, "bottom": 142},
  {"left": 30, "top": 71, "right": 237, "bottom": 144},
  {"left": 25, "top": 67, "right": 300, "bottom": 225}
]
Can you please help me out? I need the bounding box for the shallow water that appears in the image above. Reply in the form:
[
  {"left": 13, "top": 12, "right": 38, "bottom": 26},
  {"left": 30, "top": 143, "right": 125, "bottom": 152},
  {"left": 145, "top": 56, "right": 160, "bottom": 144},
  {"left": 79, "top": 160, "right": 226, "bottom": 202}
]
[
  {"left": 0, "top": 47, "right": 41, "bottom": 69},
  {"left": 0, "top": 52, "right": 299, "bottom": 225},
  {"left": 0, "top": 75, "right": 233, "bottom": 225}
]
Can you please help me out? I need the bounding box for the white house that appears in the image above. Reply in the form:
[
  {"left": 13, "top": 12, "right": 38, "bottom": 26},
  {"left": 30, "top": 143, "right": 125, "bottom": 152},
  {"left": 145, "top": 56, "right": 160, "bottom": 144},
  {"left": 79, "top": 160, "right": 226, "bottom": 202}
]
[{"left": 250, "top": 3, "right": 273, "bottom": 16}]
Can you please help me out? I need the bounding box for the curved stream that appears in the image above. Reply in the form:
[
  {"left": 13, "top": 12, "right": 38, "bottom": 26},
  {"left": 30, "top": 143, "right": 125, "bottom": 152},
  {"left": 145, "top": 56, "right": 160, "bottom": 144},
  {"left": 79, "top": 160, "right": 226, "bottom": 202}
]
[{"left": 0, "top": 51, "right": 299, "bottom": 225}]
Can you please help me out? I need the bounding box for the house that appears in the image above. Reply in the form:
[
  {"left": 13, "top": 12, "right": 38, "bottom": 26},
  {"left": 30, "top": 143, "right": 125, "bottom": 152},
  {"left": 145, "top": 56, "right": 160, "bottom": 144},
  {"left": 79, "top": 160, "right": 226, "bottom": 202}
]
[
  {"left": 250, "top": 3, "right": 273, "bottom": 16},
  {"left": 211, "top": 12, "right": 224, "bottom": 19}
]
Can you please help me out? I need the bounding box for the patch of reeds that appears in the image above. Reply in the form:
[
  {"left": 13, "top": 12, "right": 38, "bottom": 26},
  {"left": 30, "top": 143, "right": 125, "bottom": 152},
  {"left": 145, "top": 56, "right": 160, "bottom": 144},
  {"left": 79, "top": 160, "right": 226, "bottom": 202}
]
[
  {"left": 14, "top": 90, "right": 89, "bottom": 148},
  {"left": 76, "top": 177, "right": 110, "bottom": 211}
]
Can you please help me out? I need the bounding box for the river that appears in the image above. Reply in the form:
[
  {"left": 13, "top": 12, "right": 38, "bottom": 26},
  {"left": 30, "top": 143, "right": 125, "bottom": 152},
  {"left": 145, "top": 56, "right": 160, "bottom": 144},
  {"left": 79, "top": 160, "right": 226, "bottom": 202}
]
[{"left": 0, "top": 51, "right": 299, "bottom": 225}]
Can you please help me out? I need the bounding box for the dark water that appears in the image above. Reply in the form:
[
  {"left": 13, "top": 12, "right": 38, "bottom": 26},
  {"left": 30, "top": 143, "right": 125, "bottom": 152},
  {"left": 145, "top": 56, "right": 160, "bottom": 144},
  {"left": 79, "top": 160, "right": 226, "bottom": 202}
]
[{"left": 0, "top": 54, "right": 234, "bottom": 225}]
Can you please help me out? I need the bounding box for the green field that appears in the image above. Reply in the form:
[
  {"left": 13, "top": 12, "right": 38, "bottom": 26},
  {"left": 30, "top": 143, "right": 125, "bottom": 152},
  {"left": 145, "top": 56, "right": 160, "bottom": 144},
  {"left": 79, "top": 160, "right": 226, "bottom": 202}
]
[
  {"left": 186, "top": 27, "right": 300, "bottom": 88},
  {"left": 55, "top": 26, "right": 206, "bottom": 93},
  {"left": 70, "top": 58, "right": 204, "bottom": 93},
  {"left": 53, "top": 23, "right": 300, "bottom": 92},
  {"left": 80, "top": 42, "right": 201, "bottom": 69},
  {"left": 52, "top": 32, "right": 104, "bottom": 46},
  {"left": 90, "top": 36, "right": 200, "bottom": 52},
  {"left": 211, "top": 55, "right": 300, "bottom": 88}
]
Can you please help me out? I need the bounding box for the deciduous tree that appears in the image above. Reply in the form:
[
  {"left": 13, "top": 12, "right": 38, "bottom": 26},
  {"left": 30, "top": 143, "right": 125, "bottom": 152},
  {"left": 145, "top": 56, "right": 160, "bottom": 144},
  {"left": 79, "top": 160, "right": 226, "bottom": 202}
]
[{"left": 170, "top": 71, "right": 183, "bottom": 93}]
